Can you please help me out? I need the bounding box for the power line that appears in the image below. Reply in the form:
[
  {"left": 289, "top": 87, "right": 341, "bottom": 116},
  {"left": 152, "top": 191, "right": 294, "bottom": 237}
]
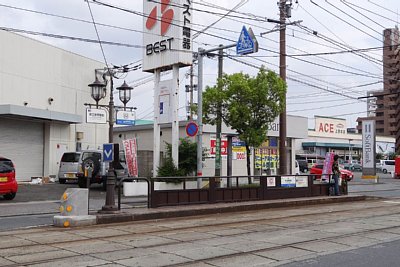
[
  {"left": 340, "top": 0, "right": 386, "bottom": 29},
  {"left": 342, "top": 1, "right": 399, "bottom": 25},
  {"left": 86, "top": 0, "right": 109, "bottom": 68},
  {"left": 325, "top": 0, "right": 382, "bottom": 36},
  {"left": 310, "top": 0, "right": 382, "bottom": 42}
]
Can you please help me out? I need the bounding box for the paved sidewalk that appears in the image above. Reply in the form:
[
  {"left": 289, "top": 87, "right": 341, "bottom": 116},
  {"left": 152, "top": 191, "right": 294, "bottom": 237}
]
[{"left": 94, "top": 195, "right": 368, "bottom": 225}]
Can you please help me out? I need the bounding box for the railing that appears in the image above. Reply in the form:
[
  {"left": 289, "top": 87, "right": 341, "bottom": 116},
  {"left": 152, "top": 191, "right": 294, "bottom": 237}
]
[
  {"left": 150, "top": 174, "right": 345, "bottom": 208},
  {"left": 117, "top": 177, "right": 150, "bottom": 210},
  {"left": 116, "top": 174, "right": 347, "bottom": 209}
]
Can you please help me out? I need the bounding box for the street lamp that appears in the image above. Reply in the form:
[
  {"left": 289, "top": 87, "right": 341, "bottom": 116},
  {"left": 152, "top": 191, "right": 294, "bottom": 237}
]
[
  {"left": 87, "top": 69, "right": 133, "bottom": 213},
  {"left": 117, "top": 81, "right": 132, "bottom": 110},
  {"left": 88, "top": 77, "right": 106, "bottom": 108}
]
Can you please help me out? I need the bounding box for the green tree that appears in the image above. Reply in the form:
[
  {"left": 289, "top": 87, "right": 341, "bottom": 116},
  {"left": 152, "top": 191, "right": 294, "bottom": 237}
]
[
  {"left": 203, "top": 67, "right": 286, "bottom": 177},
  {"left": 157, "top": 138, "right": 198, "bottom": 179}
]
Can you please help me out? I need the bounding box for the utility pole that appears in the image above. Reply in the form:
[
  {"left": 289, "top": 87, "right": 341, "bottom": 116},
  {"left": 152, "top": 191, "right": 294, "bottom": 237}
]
[
  {"left": 278, "top": 0, "right": 290, "bottom": 175},
  {"left": 215, "top": 45, "right": 223, "bottom": 178},
  {"left": 189, "top": 65, "right": 194, "bottom": 120}
]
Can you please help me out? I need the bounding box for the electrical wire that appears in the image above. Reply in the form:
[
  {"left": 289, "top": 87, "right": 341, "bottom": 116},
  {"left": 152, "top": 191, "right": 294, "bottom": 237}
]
[
  {"left": 310, "top": 0, "right": 381, "bottom": 42},
  {"left": 340, "top": 0, "right": 386, "bottom": 29},
  {"left": 86, "top": 0, "right": 109, "bottom": 68}
]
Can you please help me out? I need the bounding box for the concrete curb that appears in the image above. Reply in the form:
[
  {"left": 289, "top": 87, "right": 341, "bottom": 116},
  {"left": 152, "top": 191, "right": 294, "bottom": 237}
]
[{"left": 96, "top": 195, "right": 367, "bottom": 225}]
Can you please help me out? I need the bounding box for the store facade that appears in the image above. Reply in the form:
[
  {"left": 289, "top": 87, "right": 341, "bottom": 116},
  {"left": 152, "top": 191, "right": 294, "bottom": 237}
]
[
  {"left": 295, "top": 116, "right": 395, "bottom": 161},
  {"left": 114, "top": 115, "right": 308, "bottom": 177}
]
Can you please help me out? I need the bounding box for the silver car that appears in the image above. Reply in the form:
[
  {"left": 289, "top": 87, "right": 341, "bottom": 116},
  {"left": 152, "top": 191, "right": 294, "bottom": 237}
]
[{"left": 57, "top": 152, "right": 81, "bottom": 184}]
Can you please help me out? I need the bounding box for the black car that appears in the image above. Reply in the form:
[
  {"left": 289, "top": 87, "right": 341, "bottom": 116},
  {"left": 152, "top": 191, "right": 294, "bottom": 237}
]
[{"left": 298, "top": 160, "right": 308, "bottom": 173}]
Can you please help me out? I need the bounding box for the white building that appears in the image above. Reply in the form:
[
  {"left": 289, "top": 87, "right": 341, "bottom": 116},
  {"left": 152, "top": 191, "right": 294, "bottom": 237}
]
[
  {"left": 295, "top": 116, "right": 395, "bottom": 160},
  {"left": 0, "top": 31, "right": 108, "bottom": 181}
]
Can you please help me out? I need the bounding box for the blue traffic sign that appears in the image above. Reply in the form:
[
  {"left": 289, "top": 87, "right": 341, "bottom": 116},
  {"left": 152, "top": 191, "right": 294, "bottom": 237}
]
[
  {"left": 186, "top": 122, "right": 199, "bottom": 137},
  {"left": 236, "top": 26, "right": 257, "bottom": 55},
  {"left": 103, "top": 143, "right": 114, "bottom": 162}
]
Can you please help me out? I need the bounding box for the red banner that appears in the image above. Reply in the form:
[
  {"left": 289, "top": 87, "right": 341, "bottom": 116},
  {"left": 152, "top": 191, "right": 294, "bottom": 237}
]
[{"left": 123, "top": 138, "right": 138, "bottom": 177}]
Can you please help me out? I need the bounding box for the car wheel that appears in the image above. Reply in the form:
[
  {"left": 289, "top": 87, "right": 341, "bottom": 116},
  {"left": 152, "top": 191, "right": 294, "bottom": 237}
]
[
  {"left": 383, "top": 169, "right": 387, "bottom": 174},
  {"left": 78, "top": 176, "right": 88, "bottom": 188},
  {"left": 59, "top": 178, "right": 66, "bottom": 184},
  {"left": 3, "top": 192, "right": 16, "bottom": 200},
  {"left": 81, "top": 157, "right": 100, "bottom": 178}
]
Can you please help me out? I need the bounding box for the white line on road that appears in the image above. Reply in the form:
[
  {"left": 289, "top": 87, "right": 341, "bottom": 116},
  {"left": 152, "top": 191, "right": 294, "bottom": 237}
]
[
  {"left": 0, "top": 200, "right": 60, "bottom": 206},
  {"left": 383, "top": 201, "right": 400, "bottom": 204}
]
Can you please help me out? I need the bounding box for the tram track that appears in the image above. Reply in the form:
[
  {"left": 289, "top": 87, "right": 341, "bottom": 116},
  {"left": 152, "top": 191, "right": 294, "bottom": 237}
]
[{"left": 2, "top": 199, "right": 400, "bottom": 266}]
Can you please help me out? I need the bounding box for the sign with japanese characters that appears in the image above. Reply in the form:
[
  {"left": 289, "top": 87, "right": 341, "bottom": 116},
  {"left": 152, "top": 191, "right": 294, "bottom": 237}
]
[
  {"left": 143, "top": 0, "right": 193, "bottom": 72},
  {"left": 123, "top": 138, "right": 138, "bottom": 177},
  {"left": 86, "top": 108, "right": 106, "bottom": 124}
]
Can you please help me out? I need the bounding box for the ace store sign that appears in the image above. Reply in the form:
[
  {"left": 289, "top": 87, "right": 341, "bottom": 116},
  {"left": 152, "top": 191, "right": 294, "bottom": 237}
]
[{"left": 143, "top": 0, "right": 193, "bottom": 72}]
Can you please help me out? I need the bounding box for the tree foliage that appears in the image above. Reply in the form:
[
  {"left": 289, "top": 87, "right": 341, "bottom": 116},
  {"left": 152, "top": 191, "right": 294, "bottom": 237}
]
[
  {"left": 203, "top": 67, "right": 287, "bottom": 176},
  {"left": 157, "top": 138, "right": 197, "bottom": 180}
]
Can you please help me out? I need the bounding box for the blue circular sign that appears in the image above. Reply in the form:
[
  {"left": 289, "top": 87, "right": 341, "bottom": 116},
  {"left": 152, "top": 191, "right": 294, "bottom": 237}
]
[{"left": 186, "top": 122, "right": 199, "bottom": 137}]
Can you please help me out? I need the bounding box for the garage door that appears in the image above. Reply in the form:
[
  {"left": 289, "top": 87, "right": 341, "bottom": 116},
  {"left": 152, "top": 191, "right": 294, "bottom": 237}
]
[{"left": 0, "top": 118, "right": 44, "bottom": 181}]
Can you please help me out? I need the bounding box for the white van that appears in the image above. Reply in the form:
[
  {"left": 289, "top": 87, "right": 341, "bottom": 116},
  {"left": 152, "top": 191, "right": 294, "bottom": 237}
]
[{"left": 379, "top": 160, "right": 395, "bottom": 174}]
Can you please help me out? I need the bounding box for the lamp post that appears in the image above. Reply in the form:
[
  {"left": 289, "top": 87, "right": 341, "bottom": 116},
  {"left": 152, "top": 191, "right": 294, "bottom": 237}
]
[
  {"left": 88, "top": 69, "right": 133, "bottom": 212},
  {"left": 117, "top": 81, "right": 132, "bottom": 111},
  {"left": 88, "top": 77, "right": 106, "bottom": 108}
]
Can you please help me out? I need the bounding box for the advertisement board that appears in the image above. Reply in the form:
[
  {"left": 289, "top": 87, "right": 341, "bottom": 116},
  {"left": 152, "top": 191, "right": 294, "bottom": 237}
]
[
  {"left": 123, "top": 138, "right": 138, "bottom": 177},
  {"left": 159, "top": 79, "right": 172, "bottom": 124},
  {"left": 116, "top": 111, "right": 136, "bottom": 125},
  {"left": 322, "top": 152, "right": 334, "bottom": 182},
  {"left": 143, "top": 0, "right": 193, "bottom": 72},
  {"left": 295, "top": 176, "right": 308, "bottom": 187},
  {"left": 281, "top": 176, "right": 296, "bottom": 188},
  {"left": 314, "top": 116, "right": 347, "bottom": 137},
  {"left": 362, "top": 120, "right": 376, "bottom": 173}
]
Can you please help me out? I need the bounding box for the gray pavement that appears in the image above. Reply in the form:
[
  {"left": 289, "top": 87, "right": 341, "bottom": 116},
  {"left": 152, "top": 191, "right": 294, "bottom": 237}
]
[{"left": 2, "top": 198, "right": 400, "bottom": 266}]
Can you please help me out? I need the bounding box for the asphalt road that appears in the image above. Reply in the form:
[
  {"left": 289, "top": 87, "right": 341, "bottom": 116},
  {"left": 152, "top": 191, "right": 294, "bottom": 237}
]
[
  {"left": 0, "top": 181, "right": 147, "bottom": 231},
  {"left": 282, "top": 239, "right": 400, "bottom": 267}
]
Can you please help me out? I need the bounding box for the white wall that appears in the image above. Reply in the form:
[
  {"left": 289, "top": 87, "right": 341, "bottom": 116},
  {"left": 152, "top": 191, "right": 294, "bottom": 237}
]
[{"left": 0, "top": 31, "right": 109, "bottom": 177}]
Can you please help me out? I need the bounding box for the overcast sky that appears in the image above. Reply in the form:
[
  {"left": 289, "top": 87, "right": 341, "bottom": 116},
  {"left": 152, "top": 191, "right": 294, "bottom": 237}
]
[{"left": 0, "top": 0, "right": 398, "bottom": 128}]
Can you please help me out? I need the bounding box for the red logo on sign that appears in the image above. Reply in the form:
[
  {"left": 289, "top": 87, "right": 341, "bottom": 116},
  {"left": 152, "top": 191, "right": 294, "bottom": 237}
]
[{"left": 146, "top": 0, "right": 174, "bottom": 36}]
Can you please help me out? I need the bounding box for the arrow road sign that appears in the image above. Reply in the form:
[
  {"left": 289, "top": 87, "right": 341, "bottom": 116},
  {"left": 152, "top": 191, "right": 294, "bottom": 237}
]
[
  {"left": 103, "top": 143, "right": 114, "bottom": 162},
  {"left": 236, "top": 26, "right": 258, "bottom": 55}
]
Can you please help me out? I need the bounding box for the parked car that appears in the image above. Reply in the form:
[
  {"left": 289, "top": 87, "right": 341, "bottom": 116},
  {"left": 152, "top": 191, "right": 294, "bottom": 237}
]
[
  {"left": 310, "top": 163, "right": 353, "bottom": 181},
  {"left": 377, "top": 160, "right": 395, "bottom": 174},
  {"left": 0, "top": 157, "right": 18, "bottom": 200},
  {"left": 58, "top": 152, "right": 81, "bottom": 184},
  {"left": 76, "top": 150, "right": 127, "bottom": 190},
  {"left": 297, "top": 160, "right": 308, "bottom": 173},
  {"left": 343, "top": 161, "right": 362, "bottom": 172}
]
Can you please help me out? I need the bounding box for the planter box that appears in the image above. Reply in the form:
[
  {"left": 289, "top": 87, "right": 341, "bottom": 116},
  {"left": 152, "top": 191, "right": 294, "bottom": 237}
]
[
  {"left": 123, "top": 182, "right": 148, "bottom": 196},
  {"left": 154, "top": 181, "right": 198, "bottom": 190}
]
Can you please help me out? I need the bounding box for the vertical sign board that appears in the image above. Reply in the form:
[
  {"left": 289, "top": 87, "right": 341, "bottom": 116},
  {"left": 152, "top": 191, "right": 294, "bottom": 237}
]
[
  {"left": 159, "top": 80, "right": 173, "bottom": 124},
  {"left": 123, "top": 139, "right": 138, "bottom": 177},
  {"left": 103, "top": 143, "right": 114, "bottom": 162},
  {"left": 321, "top": 152, "right": 334, "bottom": 182},
  {"left": 143, "top": 0, "right": 193, "bottom": 72},
  {"left": 362, "top": 120, "right": 376, "bottom": 177}
]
